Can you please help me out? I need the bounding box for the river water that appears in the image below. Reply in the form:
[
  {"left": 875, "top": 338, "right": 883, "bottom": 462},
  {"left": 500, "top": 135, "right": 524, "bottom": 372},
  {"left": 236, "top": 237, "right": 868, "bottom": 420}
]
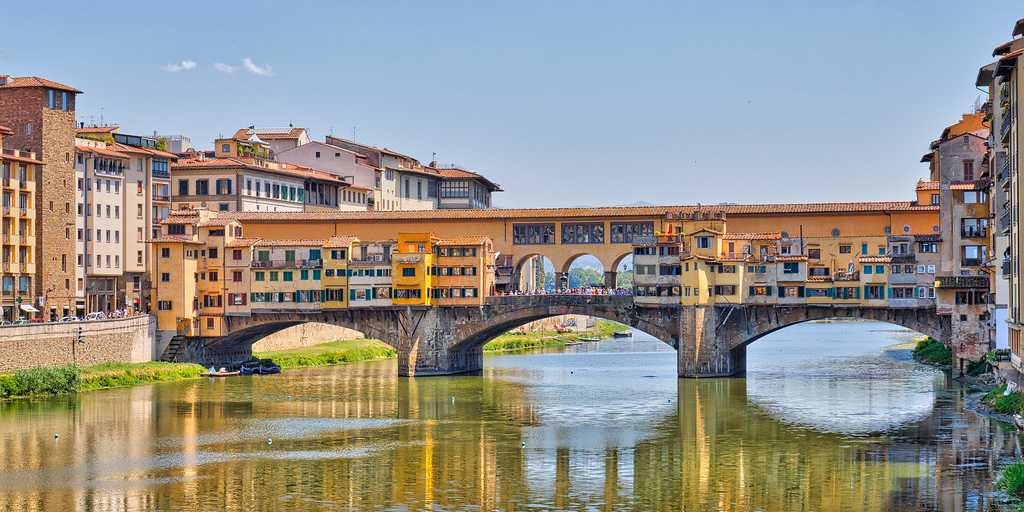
[{"left": 0, "top": 321, "right": 1020, "bottom": 511}]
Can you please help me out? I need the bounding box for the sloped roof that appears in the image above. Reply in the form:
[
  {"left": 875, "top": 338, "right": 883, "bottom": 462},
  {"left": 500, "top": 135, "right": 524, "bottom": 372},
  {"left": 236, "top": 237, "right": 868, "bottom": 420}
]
[
  {"left": 437, "top": 235, "right": 492, "bottom": 246},
  {"left": 0, "top": 76, "right": 81, "bottom": 93},
  {"left": 722, "top": 232, "right": 781, "bottom": 240}
]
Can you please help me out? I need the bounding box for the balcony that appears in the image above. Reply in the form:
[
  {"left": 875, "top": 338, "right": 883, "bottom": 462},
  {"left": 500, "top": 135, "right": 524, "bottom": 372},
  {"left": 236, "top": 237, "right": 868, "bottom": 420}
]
[
  {"left": 961, "top": 258, "right": 985, "bottom": 267},
  {"left": 1003, "top": 258, "right": 1013, "bottom": 277},
  {"left": 1002, "top": 110, "right": 1013, "bottom": 141},
  {"left": 152, "top": 169, "right": 170, "bottom": 179},
  {"left": 350, "top": 255, "right": 392, "bottom": 265},
  {"left": 1000, "top": 158, "right": 1011, "bottom": 189},
  {"left": 152, "top": 194, "right": 171, "bottom": 202},
  {"left": 935, "top": 275, "right": 989, "bottom": 289},
  {"left": 1001, "top": 211, "right": 1013, "bottom": 234},
  {"left": 961, "top": 227, "right": 988, "bottom": 239},
  {"left": 250, "top": 259, "right": 323, "bottom": 269},
  {"left": 94, "top": 166, "right": 123, "bottom": 177}
]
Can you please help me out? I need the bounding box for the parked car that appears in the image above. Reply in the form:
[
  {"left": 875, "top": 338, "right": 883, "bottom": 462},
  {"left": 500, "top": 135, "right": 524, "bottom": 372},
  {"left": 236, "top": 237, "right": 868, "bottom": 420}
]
[
  {"left": 12, "top": 319, "right": 30, "bottom": 325},
  {"left": 0, "top": 320, "right": 11, "bottom": 327},
  {"left": 84, "top": 312, "right": 105, "bottom": 321},
  {"left": 58, "top": 316, "right": 80, "bottom": 323}
]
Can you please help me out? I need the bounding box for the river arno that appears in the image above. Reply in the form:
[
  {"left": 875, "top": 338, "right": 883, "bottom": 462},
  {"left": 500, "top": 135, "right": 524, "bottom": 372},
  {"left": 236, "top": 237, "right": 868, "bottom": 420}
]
[{"left": 0, "top": 321, "right": 1019, "bottom": 511}]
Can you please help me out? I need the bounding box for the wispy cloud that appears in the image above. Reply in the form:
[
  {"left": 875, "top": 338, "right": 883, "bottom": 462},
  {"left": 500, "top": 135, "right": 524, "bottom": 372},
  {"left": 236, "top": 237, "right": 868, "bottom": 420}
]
[
  {"left": 161, "top": 60, "right": 197, "bottom": 73},
  {"left": 213, "top": 62, "right": 237, "bottom": 74},
  {"left": 242, "top": 57, "right": 273, "bottom": 77}
]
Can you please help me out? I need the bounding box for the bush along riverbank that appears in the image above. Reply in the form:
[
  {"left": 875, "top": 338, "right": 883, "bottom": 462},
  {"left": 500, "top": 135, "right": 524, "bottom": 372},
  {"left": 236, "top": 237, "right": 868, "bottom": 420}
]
[
  {"left": 482, "top": 320, "right": 628, "bottom": 353},
  {"left": 997, "top": 463, "right": 1024, "bottom": 509},
  {"left": 254, "top": 339, "right": 396, "bottom": 369},
  {"left": 0, "top": 362, "right": 206, "bottom": 400},
  {"left": 911, "top": 337, "right": 952, "bottom": 366}
]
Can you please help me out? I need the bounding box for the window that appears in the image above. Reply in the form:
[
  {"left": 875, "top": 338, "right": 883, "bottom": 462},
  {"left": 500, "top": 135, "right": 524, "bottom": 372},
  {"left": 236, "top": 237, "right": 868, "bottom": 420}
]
[
  {"left": 807, "top": 248, "right": 821, "bottom": 259},
  {"left": 161, "top": 273, "right": 170, "bottom": 282},
  {"left": 512, "top": 223, "right": 556, "bottom": 245},
  {"left": 860, "top": 243, "right": 868, "bottom": 254},
  {"left": 178, "top": 180, "right": 189, "bottom": 196},
  {"left": 931, "top": 194, "right": 940, "bottom": 205},
  {"left": 782, "top": 262, "right": 799, "bottom": 274},
  {"left": 561, "top": 222, "right": 605, "bottom": 244},
  {"left": 233, "top": 271, "right": 242, "bottom": 282},
  {"left": 283, "top": 271, "right": 293, "bottom": 282},
  {"left": 161, "top": 248, "right": 171, "bottom": 258},
  {"left": 157, "top": 301, "right": 173, "bottom": 311},
  {"left": 875, "top": 264, "right": 884, "bottom": 274},
  {"left": 963, "top": 191, "right": 988, "bottom": 204},
  {"left": 863, "top": 265, "right": 873, "bottom": 275},
  {"left": 962, "top": 245, "right": 986, "bottom": 266},
  {"left": 918, "top": 241, "right": 938, "bottom": 253},
  {"left": 209, "top": 272, "right": 218, "bottom": 282},
  {"left": 839, "top": 245, "right": 851, "bottom": 254},
  {"left": 270, "top": 271, "right": 279, "bottom": 281},
  {"left": 195, "top": 179, "right": 209, "bottom": 195},
  {"left": 963, "top": 159, "right": 974, "bottom": 181},
  {"left": 208, "top": 248, "right": 218, "bottom": 259},
  {"left": 233, "top": 249, "right": 243, "bottom": 260},
  {"left": 255, "top": 271, "right": 265, "bottom": 281},
  {"left": 863, "top": 285, "right": 885, "bottom": 300},
  {"left": 696, "top": 237, "right": 711, "bottom": 249},
  {"left": 610, "top": 222, "right": 655, "bottom": 244}
]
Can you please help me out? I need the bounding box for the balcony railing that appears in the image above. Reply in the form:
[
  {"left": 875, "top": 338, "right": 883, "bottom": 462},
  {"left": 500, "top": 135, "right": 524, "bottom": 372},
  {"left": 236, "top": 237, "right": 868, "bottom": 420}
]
[
  {"left": 961, "top": 258, "right": 985, "bottom": 267},
  {"left": 350, "top": 255, "right": 392, "bottom": 265},
  {"left": 94, "top": 167, "right": 123, "bottom": 177},
  {"left": 250, "top": 259, "right": 323, "bottom": 269},
  {"left": 1003, "top": 258, "right": 1013, "bottom": 277},
  {"left": 1001, "top": 211, "right": 1013, "bottom": 233},
  {"left": 935, "top": 275, "right": 989, "bottom": 288},
  {"left": 961, "top": 228, "right": 988, "bottom": 239},
  {"left": 152, "top": 194, "right": 170, "bottom": 202},
  {"left": 1002, "top": 110, "right": 1013, "bottom": 140}
]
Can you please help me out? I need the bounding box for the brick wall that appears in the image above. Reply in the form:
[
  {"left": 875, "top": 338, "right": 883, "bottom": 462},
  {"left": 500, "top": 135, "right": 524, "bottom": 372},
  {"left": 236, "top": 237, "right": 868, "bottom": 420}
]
[
  {"left": 0, "top": 86, "right": 78, "bottom": 316},
  {"left": 0, "top": 315, "right": 155, "bottom": 372}
]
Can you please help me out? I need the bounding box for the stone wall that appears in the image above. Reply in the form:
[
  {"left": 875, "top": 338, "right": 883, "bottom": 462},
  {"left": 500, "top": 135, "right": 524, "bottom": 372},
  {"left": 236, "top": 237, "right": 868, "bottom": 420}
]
[
  {"left": 0, "top": 315, "right": 154, "bottom": 372},
  {"left": 250, "top": 322, "right": 363, "bottom": 353}
]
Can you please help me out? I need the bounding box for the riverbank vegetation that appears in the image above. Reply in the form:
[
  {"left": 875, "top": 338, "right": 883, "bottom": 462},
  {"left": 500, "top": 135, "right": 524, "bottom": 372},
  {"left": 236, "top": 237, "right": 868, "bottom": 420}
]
[
  {"left": 998, "top": 463, "right": 1024, "bottom": 505},
  {"left": 983, "top": 383, "right": 1024, "bottom": 415},
  {"left": 482, "top": 320, "right": 628, "bottom": 353},
  {"left": 0, "top": 361, "right": 206, "bottom": 399},
  {"left": 911, "top": 337, "right": 952, "bottom": 366},
  {"left": 254, "top": 339, "right": 396, "bottom": 369}
]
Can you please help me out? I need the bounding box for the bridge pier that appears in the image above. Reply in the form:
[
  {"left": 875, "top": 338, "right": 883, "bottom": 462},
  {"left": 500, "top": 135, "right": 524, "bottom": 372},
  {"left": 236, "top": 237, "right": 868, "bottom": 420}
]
[
  {"left": 677, "top": 305, "right": 746, "bottom": 378},
  {"left": 395, "top": 307, "right": 483, "bottom": 376},
  {"left": 603, "top": 271, "right": 617, "bottom": 289}
]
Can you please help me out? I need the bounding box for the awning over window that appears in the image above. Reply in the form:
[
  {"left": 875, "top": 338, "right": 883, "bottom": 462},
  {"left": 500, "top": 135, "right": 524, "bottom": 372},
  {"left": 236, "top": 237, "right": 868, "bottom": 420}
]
[{"left": 20, "top": 304, "right": 39, "bottom": 313}]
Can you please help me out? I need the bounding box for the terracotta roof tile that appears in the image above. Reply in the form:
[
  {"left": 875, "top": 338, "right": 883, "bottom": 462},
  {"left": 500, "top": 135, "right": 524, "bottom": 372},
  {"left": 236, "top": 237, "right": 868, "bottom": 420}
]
[
  {"left": 0, "top": 125, "right": 11, "bottom": 135},
  {"left": 0, "top": 76, "right": 81, "bottom": 93},
  {"left": 76, "top": 125, "right": 119, "bottom": 134},
  {"left": 775, "top": 255, "right": 808, "bottom": 262},
  {"left": 916, "top": 180, "right": 985, "bottom": 191},
  {"left": 110, "top": 142, "right": 178, "bottom": 160},
  {"left": 437, "top": 235, "right": 492, "bottom": 246},
  {"left": 722, "top": 232, "right": 781, "bottom": 240},
  {"left": 152, "top": 235, "right": 202, "bottom": 244},
  {"left": 75, "top": 144, "right": 130, "bottom": 159},
  {"left": 253, "top": 239, "right": 325, "bottom": 247},
  {"left": 858, "top": 256, "right": 892, "bottom": 263},
  {"left": 324, "top": 235, "right": 359, "bottom": 248},
  {"left": 226, "top": 238, "right": 260, "bottom": 248},
  {"left": 217, "top": 201, "right": 936, "bottom": 224},
  {"left": 806, "top": 275, "right": 833, "bottom": 282},
  {"left": 173, "top": 157, "right": 343, "bottom": 183}
]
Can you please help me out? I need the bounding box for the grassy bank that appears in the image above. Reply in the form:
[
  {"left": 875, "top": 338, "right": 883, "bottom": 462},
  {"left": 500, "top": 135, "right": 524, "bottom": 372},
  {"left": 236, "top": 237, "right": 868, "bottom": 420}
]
[
  {"left": 983, "top": 383, "right": 1024, "bottom": 415},
  {"left": 998, "top": 463, "right": 1024, "bottom": 508},
  {"left": 911, "top": 337, "right": 952, "bottom": 366},
  {"left": 483, "top": 320, "right": 628, "bottom": 353},
  {"left": 0, "top": 361, "right": 206, "bottom": 399},
  {"left": 254, "top": 339, "right": 396, "bottom": 369}
]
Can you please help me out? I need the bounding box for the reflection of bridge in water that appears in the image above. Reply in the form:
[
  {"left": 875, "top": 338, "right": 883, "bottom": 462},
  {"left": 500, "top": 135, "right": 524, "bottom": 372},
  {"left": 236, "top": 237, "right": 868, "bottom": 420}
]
[
  {"left": 0, "top": 361, "right": 1009, "bottom": 511},
  {"left": 177, "top": 295, "right": 951, "bottom": 378}
]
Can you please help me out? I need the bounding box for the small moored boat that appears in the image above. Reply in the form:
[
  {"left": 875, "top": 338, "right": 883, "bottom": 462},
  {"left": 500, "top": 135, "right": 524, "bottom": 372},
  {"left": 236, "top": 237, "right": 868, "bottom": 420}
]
[
  {"left": 578, "top": 336, "right": 602, "bottom": 342},
  {"left": 203, "top": 367, "right": 240, "bottom": 377},
  {"left": 613, "top": 330, "right": 633, "bottom": 338}
]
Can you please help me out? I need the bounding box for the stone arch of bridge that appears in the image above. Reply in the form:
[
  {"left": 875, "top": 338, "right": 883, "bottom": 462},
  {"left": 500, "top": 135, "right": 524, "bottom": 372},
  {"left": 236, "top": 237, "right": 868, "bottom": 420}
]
[
  {"left": 446, "top": 303, "right": 677, "bottom": 355},
  {"left": 716, "top": 305, "right": 949, "bottom": 352}
]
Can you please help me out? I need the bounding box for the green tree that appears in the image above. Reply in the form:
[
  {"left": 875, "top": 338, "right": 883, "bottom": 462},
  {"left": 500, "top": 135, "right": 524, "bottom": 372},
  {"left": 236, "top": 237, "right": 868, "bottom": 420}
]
[
  {"left": 568, "top": 267, "right": 603, "bottom": 288},
  {"left": 616, "top": 270, "right": 634, "bottom": 288}
]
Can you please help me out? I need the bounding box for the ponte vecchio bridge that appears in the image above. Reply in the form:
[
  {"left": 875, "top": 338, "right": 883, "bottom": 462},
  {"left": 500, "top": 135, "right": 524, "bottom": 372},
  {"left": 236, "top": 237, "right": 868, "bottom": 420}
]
[{"left": 157, "top": 198, "right": 981, "bottom": 377}]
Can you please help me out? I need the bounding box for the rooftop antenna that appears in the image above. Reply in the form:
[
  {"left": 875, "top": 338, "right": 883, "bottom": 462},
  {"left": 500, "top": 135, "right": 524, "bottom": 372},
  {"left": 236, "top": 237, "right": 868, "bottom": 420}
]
[{"left": 352, "top": 125, "right": 357, "bottom": 140}]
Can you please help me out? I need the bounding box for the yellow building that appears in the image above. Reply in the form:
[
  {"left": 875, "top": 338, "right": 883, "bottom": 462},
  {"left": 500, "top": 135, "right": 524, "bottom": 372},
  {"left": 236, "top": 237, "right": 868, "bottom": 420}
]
[
  {"left": 433, "top": 235, "right": 495, "bottom": 306},
  {"left": 0, "top": 126, "right": 39, "bottom": 320},
  {"left": 393, "top": 233, "right": 435, "bottom": 306},
  {"left": 323, "top": 235, "right": 358, "bottom": 309},
  {"left": 250, "top": 239, "right": 324, "bottom": 313}
]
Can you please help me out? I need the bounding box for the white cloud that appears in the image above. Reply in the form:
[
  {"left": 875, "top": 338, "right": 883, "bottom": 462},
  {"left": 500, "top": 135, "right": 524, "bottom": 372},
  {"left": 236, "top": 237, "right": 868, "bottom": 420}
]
[
  {"left": 214, "top": 62, "right": 237, "bottom": 73},
  {"left": 161, "top": 60, "right": 197, "bottom": 72},
  {"left": 242, "top": 57, "right": 273, "bottom": 77}
]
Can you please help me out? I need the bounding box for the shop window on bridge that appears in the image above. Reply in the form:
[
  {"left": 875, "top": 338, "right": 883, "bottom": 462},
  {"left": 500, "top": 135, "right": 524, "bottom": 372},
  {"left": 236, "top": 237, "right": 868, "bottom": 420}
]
[
  {"left": 748, "top": 286, "right": 772, "bottom": 296},
  {"left": 659, "top": 264, "right": 681, "bottom": 276},
  {"left": 513, "top": 223, "right": 555, "bottom": 245},
  {"left": 839, "top": 244, "right": 852, "bottom": 254},
  {"left": 634, "top": 246, "right": 656, "bottom": 256},
  {"left": 658, "top": 245, "right": 680, "bottom": 257},
  {"left": 696, "top": 237, "right": 712, "bottom": 249},
  {"left": 745, "top": 265, "right": 767, "bottom": 273},
  {"left": 808, "top": 266, "right": 829, "bottom": 277},
  {"left": 394, "top": 289, "right": 422, "bottom": 299},
  {"left": 805, "top": 288, "right": 831, "bottom": 298},
  {"left": 864, "top": 285, "right": 885, "bottom": 300},
  {"left": 719, "top": 264, "right": 737, "bottom": 273},
  {"left": 157, "top": 300, "right": 172, "bottom": 310},
  {"left": 891, "top": 287, "right": 916, "bottom": 299},
  {"left": 783, "top": 262, "right": 800, "bottom": 274},
  {"left": 561, "top": 222, "right": 604, "bottom": 244},
  {"left": 778, "top": 286, "right": 804, "bottom": 298},
  {"left": 713, "top": 285, "right": 736, "bottom": 295},
  {"left": 610, "top": 222, "right": 654, "bottom": 244},
  {"left": 807, "top": 248, "right": 821, "bottom": 259},
  {"left": 835, "top": 287, "right": 860, "bottom": 299},
  {"left": 918, "top": 242, "right": 938, "bottom": 253}
]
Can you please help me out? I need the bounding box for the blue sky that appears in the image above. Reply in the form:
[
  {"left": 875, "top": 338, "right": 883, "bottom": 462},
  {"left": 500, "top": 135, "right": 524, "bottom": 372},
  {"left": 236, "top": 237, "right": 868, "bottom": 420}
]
[{"left": 2, "top": 2, "right": 1020, "bottom": 207}]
